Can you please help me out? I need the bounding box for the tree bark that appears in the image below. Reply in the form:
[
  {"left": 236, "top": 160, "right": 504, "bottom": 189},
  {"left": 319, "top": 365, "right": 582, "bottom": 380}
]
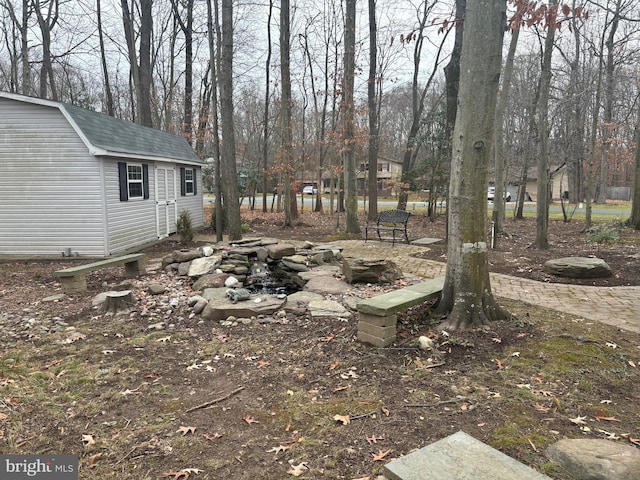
[
  {"left": 343, "top": 0, "right": 359, "bottom": 234},
  {"left": 97, "top": 0, "right": 114, "bottom": 116},
  {"left": 534, "top": 0, "right": 557, "bottom": 250},
  {"left": 280, "top": 0, "right": 294, "bottom": 228},
  {"left": 220, "top": 0, "right": 241, "bottom": 240},
  {"left": 628, "top": 90, "right": 640, "bottom": 229},
  {"left": 262, "top": 0, "right": 273, "bottom": 213},
  {"left": 492, "top": 26, "right": 519, "bottom": 237},
  {"left": 366, "top": 0, "right": 379, "bottom": 222},
  {"left": 436, "top": 0, "right": 510, "bottom": 331}
]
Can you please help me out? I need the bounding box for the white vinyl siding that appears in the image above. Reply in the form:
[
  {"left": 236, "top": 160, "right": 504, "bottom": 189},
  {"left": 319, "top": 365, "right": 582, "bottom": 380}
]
[
  {"left": 176, "top": 167, "right": 204, "bottom": 228},
  {"left": 0, "top": 98, "right": 105, "bottom": 256},
  {"left": 104, "top": 160, "right": 158, "bottom": 255}
]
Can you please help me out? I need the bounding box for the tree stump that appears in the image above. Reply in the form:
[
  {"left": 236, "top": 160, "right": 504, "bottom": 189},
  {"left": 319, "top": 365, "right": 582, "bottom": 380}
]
[{"left": 102, "top": 290, "right": 135, "bottom": 313}]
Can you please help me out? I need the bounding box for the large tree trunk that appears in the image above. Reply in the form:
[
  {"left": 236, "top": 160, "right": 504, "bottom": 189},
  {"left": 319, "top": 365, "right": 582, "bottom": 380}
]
[
  {"left": 97, "top": 0, "right": 114, "bottom": 116},
  {"left": 366, "top": 0, "right": 379, "bottom": 221},
  {"left": 436, "top": 0, "right": 510, "bottom": 331},
  {"left": 280, "top": 0, "right": 294, "bottom": 227},
  {"left": 628, "top": 94, "right": 640, "bottom": 229},
  {"left": 262, "top": 0, "right": 273, "bottom": 213},
  {"left": 343, "top": 0, "right": 359, "bottom": 234},
  {"left": 534, "top": 0, "right": 557, "bottom": 250},
  {"left": 219, "top": 0, "right": 241, "bottom": 240}
]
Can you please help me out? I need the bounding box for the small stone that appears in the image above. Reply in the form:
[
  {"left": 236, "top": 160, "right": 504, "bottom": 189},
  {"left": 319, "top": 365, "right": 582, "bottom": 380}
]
[
  {"left": 225, "top": 276, "right": 239, "bottom": 288},
  {"left": 42, "top": 294, "right": 65, "bottom": 302},
  {"left": 148, "top": 284, "right": 166, "bottom": 295}
]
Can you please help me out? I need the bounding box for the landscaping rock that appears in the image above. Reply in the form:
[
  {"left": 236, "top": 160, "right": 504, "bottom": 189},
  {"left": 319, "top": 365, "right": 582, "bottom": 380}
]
[
  {"left": 303, "top": 276, "right": 351, "bottom": 295},
  {"left": 200, "top": 295, "right": 286, "bottom": 321},
  {"left": 342, "top": 258, "right": 403, "bottom": 284},
  {"left": 188, "top": 255, "right": 223, "bottom": 277},
  {"left": 192, "top": 273, "right": 230, "bottom": 291},
  {"left": 543, "top": 257, "right": 612, "bottom": 278},
  {"left": 266, "top": 243, "right": 296, "bottom": 259},
  {"left": 308, "top": 299, "right": 350, "bottom": 318},
  {"left": 546, "top": 438, "right": 640, "bottom": 480}
]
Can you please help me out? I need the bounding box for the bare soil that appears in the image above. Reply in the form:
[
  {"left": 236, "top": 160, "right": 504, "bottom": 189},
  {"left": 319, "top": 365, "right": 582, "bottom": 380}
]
[{"left": 0, "top": 208, "right": 639, "bottom": 480}]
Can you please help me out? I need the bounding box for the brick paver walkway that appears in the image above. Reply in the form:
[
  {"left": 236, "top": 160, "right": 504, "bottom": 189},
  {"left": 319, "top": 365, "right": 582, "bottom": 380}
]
[{"left": 340, "top": 240, "right": 640, "bottom": 334}]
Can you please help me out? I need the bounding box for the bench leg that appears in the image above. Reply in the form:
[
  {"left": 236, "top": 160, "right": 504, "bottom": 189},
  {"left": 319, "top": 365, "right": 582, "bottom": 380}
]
[
  {"left": 124, "top": 259, "right": 146, "bottom": 277},
  {"left": 404, "top": 229, "right": 410, "bottom": 244},
  {"left": 59, "top": 275, "right": 87, "bottom": 294}
]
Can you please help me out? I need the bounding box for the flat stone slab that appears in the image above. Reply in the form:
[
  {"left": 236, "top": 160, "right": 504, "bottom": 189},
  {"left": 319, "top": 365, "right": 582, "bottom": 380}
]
[
  {"left": 384, "top": 431, "right": 552, "bottom": 480},
  {"left": 543, "top": 256, "right": 612, "bottom": 279},
  {"left": 356, "top": 277, "right": 444, "bottom": 316},
  {"left": 411, "top": 237, "right": 443, "bottom": 246}
]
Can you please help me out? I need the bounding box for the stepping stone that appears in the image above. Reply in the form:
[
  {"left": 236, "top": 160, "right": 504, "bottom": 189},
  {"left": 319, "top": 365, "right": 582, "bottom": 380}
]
[
  {"left": 411, "top": 237, "right": 443, "bottom": 246},
  {"left": 384, "top": 431, "right": 551, "bottom": 480}
]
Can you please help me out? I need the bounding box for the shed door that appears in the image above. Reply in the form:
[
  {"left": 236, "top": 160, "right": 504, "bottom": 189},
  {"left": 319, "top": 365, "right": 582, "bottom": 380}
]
[{"left": 156, "top": 166, "right": 177, "bottom": 238}]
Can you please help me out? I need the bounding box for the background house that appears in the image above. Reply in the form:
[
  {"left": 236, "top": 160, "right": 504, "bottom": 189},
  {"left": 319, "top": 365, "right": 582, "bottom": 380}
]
[{"left": 0, "top": 92, "right": 204, "bottom": 257}]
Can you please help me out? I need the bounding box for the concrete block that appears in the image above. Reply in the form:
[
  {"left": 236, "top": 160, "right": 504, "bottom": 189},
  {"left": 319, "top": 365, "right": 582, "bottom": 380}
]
[
  {"left": 358, "top": 321, "right": 396, "bottom": 339},
  {"left": 358, "top": 312, "right": 397, "bottom": 327},
  {"left": 357, "top": 330, "right": 395, "bottom": 348}
]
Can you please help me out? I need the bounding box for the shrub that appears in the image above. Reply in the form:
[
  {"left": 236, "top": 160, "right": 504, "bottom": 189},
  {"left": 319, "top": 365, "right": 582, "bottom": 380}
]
[
  {"left": 176, "top": 210, "right": 194, "bottom": 243},
  {"left": 586, "top": 224, "right": 619, "bottom": 245}
]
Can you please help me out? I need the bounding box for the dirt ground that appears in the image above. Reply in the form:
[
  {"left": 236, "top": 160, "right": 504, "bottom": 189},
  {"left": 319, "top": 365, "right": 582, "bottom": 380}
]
[{"left": 0, "top": 207, "right": 639, "bottom": 479}]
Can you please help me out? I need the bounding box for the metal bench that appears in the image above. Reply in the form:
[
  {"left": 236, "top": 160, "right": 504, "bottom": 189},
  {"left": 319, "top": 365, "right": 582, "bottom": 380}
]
[
  {"left": 54, "top": 253, "right": 146, "bottom": 293},
  {"left": 365, "top": 209, "right": 411, "bottom": 246}
]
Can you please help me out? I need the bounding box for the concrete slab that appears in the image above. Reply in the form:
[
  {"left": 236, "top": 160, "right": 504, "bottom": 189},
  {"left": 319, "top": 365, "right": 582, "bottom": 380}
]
[
  {"left": 411, "top": 237, "right": 443, "bottom": 246},
  {"left": 384, "top": 431, "right": 552, "bottom": 480}
]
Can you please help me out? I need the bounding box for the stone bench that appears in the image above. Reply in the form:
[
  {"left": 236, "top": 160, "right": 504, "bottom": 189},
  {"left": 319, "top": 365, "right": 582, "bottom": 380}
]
[
  {"left": 54, "top": 253, "right": 146, "bottom": 293},
  {"left": 356, "top": 276, "right": 444, "bottom": 347}
]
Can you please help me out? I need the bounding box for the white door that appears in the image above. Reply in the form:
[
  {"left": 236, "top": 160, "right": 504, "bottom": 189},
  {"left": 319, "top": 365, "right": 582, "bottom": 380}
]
[{"left": 156, "top": 166, "right": 177, "bottom": 238}]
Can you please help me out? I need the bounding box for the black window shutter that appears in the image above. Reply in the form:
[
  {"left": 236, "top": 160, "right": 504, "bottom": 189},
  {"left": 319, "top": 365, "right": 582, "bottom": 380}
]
[
  {"left": 142, "top": 164, "right": 150, "bottom": 199},
  {"left": 180, "top": 167, "right": 186, "bottom": 196},
  {"left": 118, "top": 162, "right": 128, "bottom": 201},
  {"left": 193, "top": 168, "right": 197, "bottom": 195}
]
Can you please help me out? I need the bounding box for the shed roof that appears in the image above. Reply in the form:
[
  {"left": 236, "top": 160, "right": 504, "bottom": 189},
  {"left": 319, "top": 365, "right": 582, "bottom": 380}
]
[{"left": 0, "top": 92, "right": 202, "bottom": 165}]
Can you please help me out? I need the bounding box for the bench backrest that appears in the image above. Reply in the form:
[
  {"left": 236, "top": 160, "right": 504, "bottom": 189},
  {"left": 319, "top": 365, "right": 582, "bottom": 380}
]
[{"left": 377, "top": 209, "right": 411, "bottom": 225}]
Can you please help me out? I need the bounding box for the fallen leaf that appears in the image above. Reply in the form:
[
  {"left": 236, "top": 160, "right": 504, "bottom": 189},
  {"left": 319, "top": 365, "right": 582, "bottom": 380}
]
[
  {"left": 333, "top": 414, "right": 351, "bottom": 425},
  {"left": 257, "top": 360, "right": 270, "bottom": 368},
  {"left": 594, "top": 411, "right": 621, "bottom": 422},
  {"left": 381, "top": 407, "right": 390, "bottom": 416},
  {"left": 371, "top": 449, "right": 392, "bottom": 461},
  {"left": 600, "top": 400, "right": 612, "bottom": 404},
  {"left": 244, "top": 415, "right": 259, "bottom": 424},
  {"left": 81, "top": 434, "right": 96, "bottom": 446},
  {"left": 532, "top": 389, "right": 554, "bottom": 397},
  {"left": 596, "top": 428, "right": 620, "bottom": 440},
  {"left": 516, "top": 333, "right": 527, "bottom": 338},
  {"left": 366, "top": 435, "right": 384, "bottom": 444},
  {"left": 332, "top": 385, "right": 349, "bottom": 393},
  {"left": 629, "top": 437, "right": 640, "bottom": 447},
  {"left": 203, "top": 433, "right": 222, "bottom": 441},
  {"left": 534, "top": 403, "right": 550, "bottom": 413},
  {"left": 569, "top": 416, "right": 588, "bottom": 425},
  {"left": 493, "top": 359, "right": 503, "bottom": 370},
  {"left": 605, "top": 342, "right": 619, "bottom": 349},
  {"left": 87, "top": 453, "right": 102, "bottom": 467},
  {"left": 181, "top": 468, "right": 203, "bottom": 475},
  {"left": 329, "top": 361, "right": 340, "bottom": 370},
  {"left": 177, "top": 426, "right": 196, "bottom": 436},
  {"left": 162, "top": 470, "right": 189, "bottom": 479},
  {"left": 287, "top": 463, "right": 308, "bottom": 476},
  {"left": 266, "top": 444, "right": 292, "bottom": 454},
  {"left": 628, "top": 360, "right": 636, "bottom": 368},
  {"left": 492, "top": 337, "right": 502, "bottom": 343},
  {"left": 510, "top": 352, "right": 521, "bottom": 357},
  {"left": 186, "top": 363, "right": 201, "bottom": 371}
]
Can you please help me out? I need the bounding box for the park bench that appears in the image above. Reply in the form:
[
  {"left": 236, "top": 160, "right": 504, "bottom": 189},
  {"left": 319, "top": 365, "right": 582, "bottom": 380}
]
[
  {"left": 54, "top": 253, "right": 146, "bottom": 294},
  {"left": 365, "top": 209, "right": 411, "bottom": 246},
  {"left": 356, "top": 276, "right": 444, "bottom": 347}
]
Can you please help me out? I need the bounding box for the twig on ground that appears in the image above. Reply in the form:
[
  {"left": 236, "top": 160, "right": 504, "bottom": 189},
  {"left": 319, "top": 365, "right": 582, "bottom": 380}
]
[{"left": 185, "top": 386, "right": 245, "bottom": 413}]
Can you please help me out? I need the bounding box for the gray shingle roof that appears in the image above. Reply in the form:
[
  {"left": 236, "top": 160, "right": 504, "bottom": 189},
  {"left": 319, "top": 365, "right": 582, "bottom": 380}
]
[{"left": 62, "top": 103, "right": 201, "bottom": 163}]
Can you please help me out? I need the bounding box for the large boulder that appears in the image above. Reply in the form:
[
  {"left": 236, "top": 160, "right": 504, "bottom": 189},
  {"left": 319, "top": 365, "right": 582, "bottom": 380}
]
[
  {"left": 546, "top": 439, "right": 640, "bottom": 480},
  {"left": 543, "top": 257, "right": 612, "bottom": 279},
  {"left": 342, "top": 258, "right": 403, "bottom": 284}
]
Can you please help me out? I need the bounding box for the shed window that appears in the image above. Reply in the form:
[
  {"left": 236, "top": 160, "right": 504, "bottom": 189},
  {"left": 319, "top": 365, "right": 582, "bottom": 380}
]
[
  {"left": 128, "top": 165, "right": 144, "bottom": 198},
  {"left": 185, "top": 168, "right": 194, "bottom": 194},
  {"left": 180, "top": 167, "right": 197, "bottom": 196},
  {"left": 118, "top": 162, "right": 149, "bottom": 201}
]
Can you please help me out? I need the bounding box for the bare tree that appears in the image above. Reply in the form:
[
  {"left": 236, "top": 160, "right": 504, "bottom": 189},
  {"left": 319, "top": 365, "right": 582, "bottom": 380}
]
[
  {"left": 343, "top": 0, "right": 359, "bottom": 233},
  {"left": 261, "top": 0, "right": 273, "bottom": 213},
  {"left": 280, "top": 0, "right": 294, "bottom": 227},
  {"left": 367, "top": 0, "right": 379, "bottom": 221},
  {"left": 96, "top": 0, "right": 113, "bottom": 116},
  {"left": 435, "top": 0, "right": 510, "bottom": 330},
  {"left": 219, "top": 0, "right": 241, "bottom": 239},
  {"left": 170, "top": 0, "right": 194, "bottom": 144},
  {"left": 628, "top": 86, "right": 640, "bottom": 229},
  {"left": 32, "top": 0, "right": 58, "bottom": 100}
]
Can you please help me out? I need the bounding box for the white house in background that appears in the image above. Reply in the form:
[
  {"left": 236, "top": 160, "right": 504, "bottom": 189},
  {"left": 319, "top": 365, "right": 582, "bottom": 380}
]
[{"left": 0, "top": 91, "right": 204, "bottom": 257}]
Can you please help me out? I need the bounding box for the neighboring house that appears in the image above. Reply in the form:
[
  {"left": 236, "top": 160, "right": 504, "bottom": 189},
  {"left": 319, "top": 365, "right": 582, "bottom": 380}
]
[
  {"left": 0, "top": 92, "right": 204, "bottom": 257},
  {"left": 498, "top": 164, "right": 567, "bottom": 202},
  {"left": 357, "top": 156, "right": 404, "bottom": 193}
]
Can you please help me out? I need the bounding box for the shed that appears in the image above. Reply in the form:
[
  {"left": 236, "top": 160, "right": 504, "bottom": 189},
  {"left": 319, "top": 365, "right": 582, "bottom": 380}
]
[{"left": 0, "top": 91, "right": 204, "bottom": 257}]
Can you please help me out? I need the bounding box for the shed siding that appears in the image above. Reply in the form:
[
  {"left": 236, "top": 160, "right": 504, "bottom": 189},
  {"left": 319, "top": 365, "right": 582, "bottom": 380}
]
[
  {"left": 176, "top": 168, "right": 204, "bottom": 228},
  {"left": 0, "top": 98, "right": 105, "bottom": 256},
  {"left": 103, "top": 159, "right": 158, "bottom": 255}
]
